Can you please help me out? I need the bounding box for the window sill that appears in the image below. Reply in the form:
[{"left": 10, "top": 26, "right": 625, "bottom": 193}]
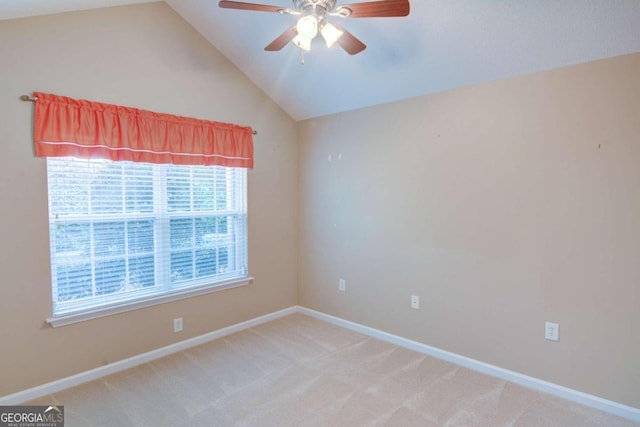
[{"left": 46, "top": 277, "right": 254, "bottom": 328}]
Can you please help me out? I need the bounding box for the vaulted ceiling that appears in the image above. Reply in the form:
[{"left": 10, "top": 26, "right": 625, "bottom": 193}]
[{"left": 3, "top": 0, "right": 640, "bottom": 120}]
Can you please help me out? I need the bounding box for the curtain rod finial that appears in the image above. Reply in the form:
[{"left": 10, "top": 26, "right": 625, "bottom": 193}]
[{"left": 21, "top": 94, "right": 38, "bottom": 102}]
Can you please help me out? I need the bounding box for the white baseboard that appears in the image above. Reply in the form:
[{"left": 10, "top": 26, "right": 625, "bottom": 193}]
[
  {"left": 3, "top": 304, "right": 638, "bottom": 423},
  {"left": 0, "top": 306, "right": 297, "bottom": 405},
  {"left": 297, "top": 306, "right": 640, "bottom": 423}
]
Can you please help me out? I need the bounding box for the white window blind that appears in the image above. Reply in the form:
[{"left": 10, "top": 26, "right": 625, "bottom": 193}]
[{"left": 46, "top": 157, "right": 248, "bottom": 317}]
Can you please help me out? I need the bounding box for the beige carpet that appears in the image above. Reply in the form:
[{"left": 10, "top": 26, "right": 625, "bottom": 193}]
[{"left": 28, "top": 313, "right": 637, "bottom": 426}]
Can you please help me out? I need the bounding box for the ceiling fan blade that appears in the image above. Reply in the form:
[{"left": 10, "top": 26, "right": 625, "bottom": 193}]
[
  {"left": 219, "top": 1, "right": 286, "bottom": 13},
  {"left": 335, "top": 0, "right": 410, "bottom": 18},
  {"left": 265, "top": 26, "right": 297, "bottom": 51},
  {"left": 332, "top": 23, "right": 366, "bottom": 55}
]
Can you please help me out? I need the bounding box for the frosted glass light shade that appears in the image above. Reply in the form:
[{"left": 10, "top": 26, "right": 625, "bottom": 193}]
[
  {"left": 292, "top": 34, "right": 312, "bottom": 51},
  {"left": 320, "top": 22, "right": 344, "bottom": 48},
  {"left": 296, "top": 15, "right": 318, "bottom": 39}
]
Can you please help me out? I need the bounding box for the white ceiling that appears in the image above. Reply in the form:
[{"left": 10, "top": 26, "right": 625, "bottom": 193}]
[
  {"left": 0, "top": 0, "right": 156, "bottom": 20},
  {"left": 3, "top": 1, "right": 640, "bottom": 121}
]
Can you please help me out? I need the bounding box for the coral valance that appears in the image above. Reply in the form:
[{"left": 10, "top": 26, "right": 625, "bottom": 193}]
[{"left": 33, "top": 92, "right": 253, "bottom": 168}]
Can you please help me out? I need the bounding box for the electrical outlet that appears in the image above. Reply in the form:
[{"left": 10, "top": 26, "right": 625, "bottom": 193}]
[
  {"left": 338, "top": 279, "right": 346, "bottom": 292},
  {"left": 411, "top": 295, "right": 420, "bottom": 309},
  {"left": 173, "top": 317, "right": 183, "bottom": 333},
  {"left": 545, "top": 322, "right": 559, "bottom": 341}
]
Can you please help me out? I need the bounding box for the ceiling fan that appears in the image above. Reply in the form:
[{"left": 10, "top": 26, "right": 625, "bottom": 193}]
[{"left": 218, "top": 0, "right": 410, "bottom": 55}]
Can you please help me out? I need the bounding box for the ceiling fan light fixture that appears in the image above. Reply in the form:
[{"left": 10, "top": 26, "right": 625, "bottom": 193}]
[
  {"left": 296, "top": 15, "right": 318, "bottom": 40},
  {"left": 320, "top": 21, "right": 344, "bottom": 48},
  {"left": 219, "top": 0, "right": 411, "bottom": 56},
  {"left": 292, "top": 34, "right": 312, "bottom": 51}
]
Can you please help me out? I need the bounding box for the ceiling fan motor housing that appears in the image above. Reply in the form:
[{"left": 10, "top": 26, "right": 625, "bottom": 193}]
[{"left": 294, "top": 0, "right": 336, "bottom": 18}]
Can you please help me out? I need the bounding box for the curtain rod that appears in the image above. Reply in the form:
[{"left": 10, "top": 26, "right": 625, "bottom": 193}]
[{"left": 20, "top": 94, "right": 258, "bottom": 135}]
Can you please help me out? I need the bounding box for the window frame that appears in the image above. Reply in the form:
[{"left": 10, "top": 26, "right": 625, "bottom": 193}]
[{"left": 45, "top": 158, "right": 252, "bottom": 327}]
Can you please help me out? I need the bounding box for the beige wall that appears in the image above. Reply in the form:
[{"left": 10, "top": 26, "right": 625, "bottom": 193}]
[
  {"left": 298, "top": 53, "right": 640, "bottom": 408},
  {"left": 0, "top": 3, "right": 298, "bottom": 396}
]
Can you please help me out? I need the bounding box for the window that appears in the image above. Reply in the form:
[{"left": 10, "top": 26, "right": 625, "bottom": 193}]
[
  {"left": 32, "top": 92, "right": 254, "bottom": 325},
  {"left": 47, "top": 157, "right": 248, "bottom": 319}
]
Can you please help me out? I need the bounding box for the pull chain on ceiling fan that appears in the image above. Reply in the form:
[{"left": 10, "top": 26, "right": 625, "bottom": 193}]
[{"left": 218, "top": 0, "right": 410, "bottom": 55}]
